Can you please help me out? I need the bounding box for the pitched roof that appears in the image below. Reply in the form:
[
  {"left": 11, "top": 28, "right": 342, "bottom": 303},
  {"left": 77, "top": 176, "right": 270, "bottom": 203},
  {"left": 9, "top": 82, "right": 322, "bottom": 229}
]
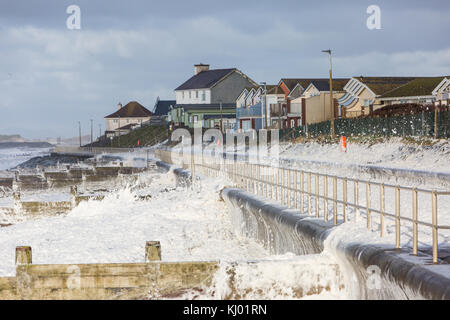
[
  {"left": 280, "top": 78, "right": 329, "bottom": 91},
  {"left": 175, "top": 68, "right": 236, "bottom": 90},
  {"left": 308, "top": 79, "right": 349, "bottom": 91},
  {"left": 380, "top": 77, "right": 448, "bottom": 98},
  {"left": 153, "top": 99, "right": 176, "bottom": 116},
  {"left": 354, "top": 77, "right": 417, "bottom": 95},
  {"left": 266, "top": 85, "right": 284, "bottom": 95},
  {"left": 105, "top": 101, "right": 153, "bottom": 118}
]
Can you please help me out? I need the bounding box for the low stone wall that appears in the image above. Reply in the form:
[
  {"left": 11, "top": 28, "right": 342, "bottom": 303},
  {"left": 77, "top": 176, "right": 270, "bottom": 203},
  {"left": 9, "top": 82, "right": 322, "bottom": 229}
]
[
  {"left": 0, "top": 261, "right": 218, "bottom": 300},
  {"left": 0, "top": 178, "right": 13, "bottom": 189},
  {"left": 0, "top": 243, "right": 219, "bottom": 300},
  {"left": 19, "top": 201, "right": 73, "bottom": 216}
]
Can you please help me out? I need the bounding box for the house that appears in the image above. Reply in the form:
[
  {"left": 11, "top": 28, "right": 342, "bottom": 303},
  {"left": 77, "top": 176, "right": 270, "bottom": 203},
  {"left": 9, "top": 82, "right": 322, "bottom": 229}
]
[
  {"left": 146, "top": 97, "right": 176, "bottom": 126},
  {"left": 337, "top": 77, "right": 416, "bottom": 117},
  {"left": 379, "top": 76, "right": 450, "bottom": 107},
  {"left": 290, "top": 79, "right": 349, "bottom": 125},
  {"left": 104, "top": 101, "right": 153, "bottom": 137},
  {"left": 171, "top": 103, "right": 237, "bottom": 130},
  {"left": 433, "top": 77, "right": 450, "bottom": 106},
  {"left": 271, "top": 78, "right": 338, "bottom": 128},
  {"left": 169, "top": 63, "right": 257, "bottom": 130},
  {"left": 152, "top": 97, "right": 176, "bottom": 117},
  {"left": 235, "top": 85, "right": 283, "bottom": 131}
]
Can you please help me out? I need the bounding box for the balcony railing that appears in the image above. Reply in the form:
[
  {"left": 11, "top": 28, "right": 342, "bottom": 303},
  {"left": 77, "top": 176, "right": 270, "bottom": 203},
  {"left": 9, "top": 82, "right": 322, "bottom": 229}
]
[{"left": 237, "top": 102, "right": 262, "bottom": 118}]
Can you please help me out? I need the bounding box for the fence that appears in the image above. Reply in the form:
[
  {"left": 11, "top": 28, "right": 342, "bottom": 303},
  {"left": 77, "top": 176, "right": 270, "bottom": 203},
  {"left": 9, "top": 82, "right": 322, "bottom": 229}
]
[
  {"left": 155, "top": 149, "right": 450, "bottom": 264},
  {"left": 280, "top": 110, "right": 450, "bottom": 140}
]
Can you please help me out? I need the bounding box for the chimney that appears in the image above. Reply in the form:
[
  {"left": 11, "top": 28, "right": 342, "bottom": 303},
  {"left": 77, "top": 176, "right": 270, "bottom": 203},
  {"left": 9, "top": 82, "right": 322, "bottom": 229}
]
[
  {"left": 194, "top": 63, "right": 210, "bottom": 75},
  {"left": 117, "top": 102, "right": 122, "bottom": 110}
]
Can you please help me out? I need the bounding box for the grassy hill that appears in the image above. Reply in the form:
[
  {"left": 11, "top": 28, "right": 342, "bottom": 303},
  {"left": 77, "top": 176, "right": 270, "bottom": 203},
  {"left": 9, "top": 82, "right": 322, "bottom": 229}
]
[{"left": 87, "top": 125, "right": 169, "bottom": 148}]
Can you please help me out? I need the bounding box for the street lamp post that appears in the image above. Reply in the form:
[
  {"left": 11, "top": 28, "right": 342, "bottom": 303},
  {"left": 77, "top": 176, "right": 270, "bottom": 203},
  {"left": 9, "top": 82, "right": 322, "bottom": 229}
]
[
  {"left": 260, "top": 82, "right": 267, "bottom": 129},
  {"left": 218, "top": 100, "right": 223, "bottom": 133},
  {"left": 78, "top": 121, "right": 81, "bottom": 147},
  {"left": 322, "top": 49, "right": 335, "bottom": 138}
]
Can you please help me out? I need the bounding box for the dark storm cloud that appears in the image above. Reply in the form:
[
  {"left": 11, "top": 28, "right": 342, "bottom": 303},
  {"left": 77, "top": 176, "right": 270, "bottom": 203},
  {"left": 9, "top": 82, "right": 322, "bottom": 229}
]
[{"left": 0, "top": 0, "right": 449, "bottom": 138}]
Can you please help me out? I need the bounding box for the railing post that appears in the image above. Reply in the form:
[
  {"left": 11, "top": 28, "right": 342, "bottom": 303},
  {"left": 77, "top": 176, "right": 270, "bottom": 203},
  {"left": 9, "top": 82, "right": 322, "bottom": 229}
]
[
  {"left": 432, "top": 191, "right": 438, "bottom": 264},
  {"left": 276, "top": 167, "right": 279, "bottom": 201},
  {"left": 395, "top": 185, "right": 401, "bottom": 249},
  {"left": 287, "top": 169, "right": 291, "bottom": 207},
  {"left": 307, "top": 172, "right": 311, "bottom": 216},
  {"left": 324, "top": 175, "right": 328, "bottom": 222},
  {"left": 263, "top": 165, "right": 267, "bottom": 198},
  {"left": 300, "top": 171, "right": 304, "bottom": 212},
  {"left": 366, "top": 182, "right": 371, "bottom": 230},
  {"left": 281, "top": 168, "right": 285, "bottom": 205},
  {"left": 270, "top": 166, "right": 274, "bottom": 199},
  {"left": 343, "top": 178, "right": 347, "bottom": 222},
  {"left": 354, "top": 181, "right": 359, "bottom": 217},
  {"left": 333, "top": 176, "right": 337, "bottom": 225},
  {"left": 380, "top": 184, "right": 385, "bottom": 238},
  {"left": 257, "top": 165, "right": 261, "bottom": 196},
  {"left": 412, "top": 188, "right": 418, "bottom": 256},
  {"left": 294, "top": 170, "right": 298, "bottom": 209},
  {"left": 315, "top": 173, "right": 319, "bottom": 218}
]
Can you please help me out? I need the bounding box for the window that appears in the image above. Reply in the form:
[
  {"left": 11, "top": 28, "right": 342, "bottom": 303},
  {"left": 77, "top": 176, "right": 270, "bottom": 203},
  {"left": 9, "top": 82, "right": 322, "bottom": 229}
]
[
  {"left": 189, "top": 116, "right": 193, "bottom": 123},
  {"left": 210, "top": 120, "right": 215, "bottom": 128},
  {"left": 182, "top": 92, "right": 185, "bottom": 99},
  {"left": 202, "top": 91, "right": 206, "bottom": 101},
  {"left": 189, "top": 91, "right": 191, "bottom": 99},
  {"left": 193, "top": 115, "right": 198, "bottom": 123},
  {"left": 290, "top": 119, "right": 295, "bottom": 128},
  {"left": 196, "top": 91, "right": 199, "bottom": 98},
  {"left": 113, "top": 119, "right": 118, "bottom": 123}
]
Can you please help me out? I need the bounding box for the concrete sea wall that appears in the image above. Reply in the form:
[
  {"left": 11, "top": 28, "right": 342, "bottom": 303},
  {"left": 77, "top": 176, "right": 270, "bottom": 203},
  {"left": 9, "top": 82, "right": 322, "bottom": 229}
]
[
  {"left": 157, "top": 160, "right": 450, "bottom": 300},
  {"left": 221, "top": 187, "right": 450, "bottom": 300}
]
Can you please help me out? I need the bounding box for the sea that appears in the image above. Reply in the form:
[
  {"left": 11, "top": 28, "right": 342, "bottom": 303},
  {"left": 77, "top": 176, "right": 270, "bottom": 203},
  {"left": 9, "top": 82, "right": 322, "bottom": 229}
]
[{"left": 0, "top": 145, "right": 52, "bottom": 171}]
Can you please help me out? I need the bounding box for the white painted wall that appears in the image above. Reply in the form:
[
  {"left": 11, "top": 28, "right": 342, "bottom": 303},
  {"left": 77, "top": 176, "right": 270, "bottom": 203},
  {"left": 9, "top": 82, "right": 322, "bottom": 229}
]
[
  {"left": 106, "top": 117, "right": 150, "bottom": 131},
  {"left": 175, "top": 89, "right": 211, "bottom": 104}
]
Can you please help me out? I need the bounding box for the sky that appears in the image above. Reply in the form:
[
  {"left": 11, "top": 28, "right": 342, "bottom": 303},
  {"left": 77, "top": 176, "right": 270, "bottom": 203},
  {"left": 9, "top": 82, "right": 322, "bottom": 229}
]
[{"left": 0, "top": 0, "right": 449, "bottom": 139}]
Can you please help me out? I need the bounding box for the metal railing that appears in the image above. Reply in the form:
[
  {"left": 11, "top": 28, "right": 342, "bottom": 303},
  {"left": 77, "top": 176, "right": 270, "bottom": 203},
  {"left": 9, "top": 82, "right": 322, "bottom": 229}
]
[{"left": 155, "top": 149, "right": 450, "bottom": 264}]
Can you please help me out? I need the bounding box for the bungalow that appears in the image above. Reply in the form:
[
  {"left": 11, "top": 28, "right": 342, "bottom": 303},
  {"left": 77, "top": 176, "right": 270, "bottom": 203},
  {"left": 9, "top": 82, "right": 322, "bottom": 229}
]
[
  {"left": 104, "top": 101, "right": 153, "bottom": 138},
  {"left": 169, "top": 63, "right": 257, "bottom": 130},
  {"left": 290, "top": 79, "right": 349, "bottom": 125},
  {"left": 433, "top": 77, "right": 450, "bottom": 106},
  {"left": 272, "top": 78, "right": 338, "bottom": 128},
  {"left": 379, "top": 76, "right": 450, "bottom": 107},
  {"left": 337, "top": 77, "right": 416, "bottom": 117}
]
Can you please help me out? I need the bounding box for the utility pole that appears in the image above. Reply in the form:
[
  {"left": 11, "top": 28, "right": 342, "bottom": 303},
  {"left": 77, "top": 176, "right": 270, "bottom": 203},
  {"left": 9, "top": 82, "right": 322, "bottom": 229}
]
[
  {"left": 260, "top": 82, "right": 267, "bottom": 129},
  {"left": 118, "top": 115, "right": 121, "bottom": 147},
  {"left": 322, "top": 49, "right": 335, "bottom": 137},
  {"left": 78, "top": 121, "right": 81, "bottom": 147},
  {"left": 219, "top": 100, "right": 223, "bottom": 133},
  {"left": 99, "top": 124, "right": 102, "bottom": 141},
  {"left": 90, "top": 119, "right": 93, "bottom": 146}
]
